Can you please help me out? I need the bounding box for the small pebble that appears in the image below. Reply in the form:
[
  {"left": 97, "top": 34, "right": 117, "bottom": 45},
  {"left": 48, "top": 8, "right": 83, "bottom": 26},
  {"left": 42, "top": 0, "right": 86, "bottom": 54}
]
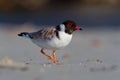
[{"left": 96, "top": 59, "right": 103, "bottom": 63}]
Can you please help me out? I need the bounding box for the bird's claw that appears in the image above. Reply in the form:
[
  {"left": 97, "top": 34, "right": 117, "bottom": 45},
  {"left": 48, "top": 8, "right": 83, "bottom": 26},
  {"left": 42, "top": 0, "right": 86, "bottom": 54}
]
[{"left": 48, "top": 56, "right": 59, "bottom": 64}]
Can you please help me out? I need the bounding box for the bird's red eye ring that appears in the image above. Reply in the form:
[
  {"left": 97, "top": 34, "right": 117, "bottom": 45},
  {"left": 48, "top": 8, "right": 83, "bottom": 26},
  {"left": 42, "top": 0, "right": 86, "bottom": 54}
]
[{"left": 67, "top": 23, "right": 72, "bottom": 27}]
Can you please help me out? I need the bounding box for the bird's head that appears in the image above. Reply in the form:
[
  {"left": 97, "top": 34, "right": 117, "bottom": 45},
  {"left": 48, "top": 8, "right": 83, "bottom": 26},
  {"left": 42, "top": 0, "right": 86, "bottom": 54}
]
[{"left": 57, "top": 20, "right": 83, "bottom": 34}]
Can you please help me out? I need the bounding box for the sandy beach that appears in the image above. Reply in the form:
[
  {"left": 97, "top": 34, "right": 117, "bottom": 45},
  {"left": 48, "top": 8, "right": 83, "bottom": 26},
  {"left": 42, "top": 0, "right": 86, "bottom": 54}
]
[{"left": 0, "top": 25, "right": 120, "bottom": 80}]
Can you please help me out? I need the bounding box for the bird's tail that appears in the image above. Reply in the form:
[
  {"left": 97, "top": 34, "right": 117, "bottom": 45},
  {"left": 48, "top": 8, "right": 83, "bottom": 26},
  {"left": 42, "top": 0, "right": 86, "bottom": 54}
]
[{"left": 18, "top": 32, "right": 32, "bottom": 39}]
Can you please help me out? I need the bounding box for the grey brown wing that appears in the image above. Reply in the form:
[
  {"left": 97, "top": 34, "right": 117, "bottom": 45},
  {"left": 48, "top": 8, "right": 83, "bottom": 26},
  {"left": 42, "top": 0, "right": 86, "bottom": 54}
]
[{"left": 29, "top": 27, "right": 57, "bottom": 39}]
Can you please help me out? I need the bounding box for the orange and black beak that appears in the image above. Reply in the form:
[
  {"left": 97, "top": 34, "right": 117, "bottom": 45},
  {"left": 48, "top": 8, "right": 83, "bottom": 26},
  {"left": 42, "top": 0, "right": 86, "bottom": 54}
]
[{"left": 75, "top": 26, "right": 83, "bottom": 30}]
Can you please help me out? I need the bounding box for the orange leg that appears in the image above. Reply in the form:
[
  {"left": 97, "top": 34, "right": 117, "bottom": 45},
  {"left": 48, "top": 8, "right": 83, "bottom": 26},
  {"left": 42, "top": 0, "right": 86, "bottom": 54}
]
[
  {"left": 52, "top": 50, "right": 58, "bottom": 63},
  {"left": 40, "top": 49, "right": 58, "bottom": 64}
]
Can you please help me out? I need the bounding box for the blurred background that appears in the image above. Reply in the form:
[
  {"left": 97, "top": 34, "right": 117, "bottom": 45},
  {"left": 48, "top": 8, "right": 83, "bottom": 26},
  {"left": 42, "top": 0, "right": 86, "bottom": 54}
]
[
  {"left": 0, "top": 0, "right": 119, "bottom": 28},
  {"left": 0, "top": 1, "right": 120, "bottom": 80}
]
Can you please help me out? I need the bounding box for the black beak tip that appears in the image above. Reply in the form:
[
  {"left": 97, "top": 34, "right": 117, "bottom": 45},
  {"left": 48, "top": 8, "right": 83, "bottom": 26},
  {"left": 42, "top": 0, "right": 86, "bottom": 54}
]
[{"left": 80, "top": 28, "right": 83, "bottom": 30}]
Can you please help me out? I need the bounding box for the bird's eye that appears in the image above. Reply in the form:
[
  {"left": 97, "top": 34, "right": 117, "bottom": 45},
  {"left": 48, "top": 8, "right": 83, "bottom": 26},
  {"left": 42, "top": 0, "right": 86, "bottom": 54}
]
[{"left": 67, "top": 23, "right": 72, "bottom": 27}]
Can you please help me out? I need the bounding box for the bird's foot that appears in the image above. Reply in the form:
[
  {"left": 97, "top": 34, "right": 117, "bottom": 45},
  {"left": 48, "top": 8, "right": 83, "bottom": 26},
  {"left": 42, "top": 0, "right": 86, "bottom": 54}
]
[{"left": 48, "top": 56, "right": 59, "bottom": 64}]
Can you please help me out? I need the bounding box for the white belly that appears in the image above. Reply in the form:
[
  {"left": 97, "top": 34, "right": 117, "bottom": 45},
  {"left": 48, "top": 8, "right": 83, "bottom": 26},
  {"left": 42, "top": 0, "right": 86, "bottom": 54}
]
[{"left": 31, "top": 32, "right": 72, "bottom": 50}]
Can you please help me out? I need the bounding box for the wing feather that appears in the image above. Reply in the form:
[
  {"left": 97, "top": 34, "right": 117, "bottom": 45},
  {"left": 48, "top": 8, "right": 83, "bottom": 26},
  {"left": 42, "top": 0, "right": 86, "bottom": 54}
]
[{"left": 29, "top": 27, "right": 56, "bottom": 39}]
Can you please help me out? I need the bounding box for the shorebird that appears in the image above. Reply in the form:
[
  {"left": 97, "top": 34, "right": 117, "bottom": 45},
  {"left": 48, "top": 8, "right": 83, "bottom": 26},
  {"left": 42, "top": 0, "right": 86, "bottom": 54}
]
[{"left": 18, "top": 20, "right": 82, "bottom": 64}]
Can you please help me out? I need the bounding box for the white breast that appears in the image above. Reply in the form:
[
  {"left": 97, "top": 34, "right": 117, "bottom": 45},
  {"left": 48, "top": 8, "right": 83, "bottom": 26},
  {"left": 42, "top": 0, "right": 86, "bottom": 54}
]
[
  {"left": 31, "top": 31, "right": 72, "bottom": 50},
  {"left": 50, "top": 31, "right": 72, "bottom": 49}
]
